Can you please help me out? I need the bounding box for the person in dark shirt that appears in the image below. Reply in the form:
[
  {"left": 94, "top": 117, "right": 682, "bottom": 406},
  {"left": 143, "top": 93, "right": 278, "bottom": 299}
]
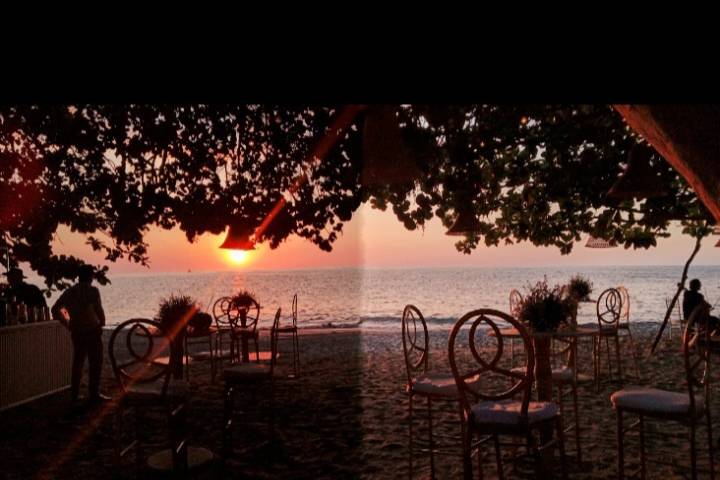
[
  {"left": 4, "top": 267, "right": 47, "bottom": 308},
  {"left": 52, "top": 265, "right": 111, "bottom": 405},
  {"left": 683, "top": 278, "right": 720, "bottom": 331}
]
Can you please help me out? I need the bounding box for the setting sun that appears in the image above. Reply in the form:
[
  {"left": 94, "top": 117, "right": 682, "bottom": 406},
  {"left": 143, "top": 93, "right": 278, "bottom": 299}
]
[{"left": 225, "top": 249, "right": 250, "bottom": 265}]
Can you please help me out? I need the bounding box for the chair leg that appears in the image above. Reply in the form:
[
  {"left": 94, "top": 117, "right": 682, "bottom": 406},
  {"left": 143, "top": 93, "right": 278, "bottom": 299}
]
[
  {"left": 295, "top": 330, "right": 301, "bottom": 375},
  {"left": 617, "top": 409, "right": 624, "bottom": 480},
  {"left": 614, "top": 335, "right": 623, "bottom": 382},
  {"left": 571, "top": 382, "right": 581, "bottom": 462},
  {"left": 690, "top": 422, "right": 698, "bottom": 480},
  {"left": 426, "top": 396, "right": 436, "bottom": 479},
  {"left": 639, "top": 415, "right": 646, "bottom": 480},
  {"left": 594, "top": 337, "right": 600, "bottom": 393},
  {"left": 605, "top": 336, "right": 613, "bottom": 381},
  {"left": 510, "top": 338, "right": 515, "bottom": 368},
  {"left": 556, "top": 417, "right": 568, "bottom": 480},
  {"left": 706, "top": 410, "right": 715, "bottom": 480},
  {"left": 209, "top": 335, "right": 216, "bottom": 382},
  {"left": 493, "top": 434, "right": 503, "bottom": 480},
  {"left": 293, "top": 330, "right": 300, "bottom": 376},
  {"left": 556, "top": 383, "right": 565, "bottom": 422},
  {"left": 624, "top": 329, "right": 641, "bottom": 381},
  {"left": 528, "top": 432, "right": 544, "bottom": 478},
  {"left": 408, "top": 394, "right": 413, "bottom": 479},
  {"left": 460, "top": 428, "right": 473, "bottom": 480}
]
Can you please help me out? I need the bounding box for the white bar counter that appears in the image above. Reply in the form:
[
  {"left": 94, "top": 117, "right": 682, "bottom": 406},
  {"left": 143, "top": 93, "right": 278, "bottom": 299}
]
[{"left": 0, "top": 321, "right": 72, "bottom": 411}]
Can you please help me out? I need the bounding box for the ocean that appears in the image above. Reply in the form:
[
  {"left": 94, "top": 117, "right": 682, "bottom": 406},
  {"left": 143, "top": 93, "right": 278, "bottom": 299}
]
[{"left": 41, "top": 265, "right": 720, "bottom": 330}]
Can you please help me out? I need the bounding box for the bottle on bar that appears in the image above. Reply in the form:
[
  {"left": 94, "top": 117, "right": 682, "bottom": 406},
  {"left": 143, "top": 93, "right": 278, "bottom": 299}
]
[{"left": 43, "top": 306, "right": 51, "bottom": 323}]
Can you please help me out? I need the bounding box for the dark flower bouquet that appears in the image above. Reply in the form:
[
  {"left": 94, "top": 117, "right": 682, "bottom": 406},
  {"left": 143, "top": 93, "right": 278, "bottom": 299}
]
[
  {"left": 518, "top": 278, "right": 573, "bottom": 333},
  {"left": 158, "top": 294, "right": 198, "bottom": 332},
  {"left": 567, "top": 274, "right": 593, "bottom": 302}
]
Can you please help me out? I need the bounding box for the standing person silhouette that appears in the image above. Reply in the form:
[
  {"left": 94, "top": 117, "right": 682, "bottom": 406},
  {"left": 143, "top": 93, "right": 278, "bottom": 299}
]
[
  {"left": 52, "top": 265, "right": 111, "bottom": 405},
  {"left": 683, "top": 278, "right": 720, "bottom": 331}
]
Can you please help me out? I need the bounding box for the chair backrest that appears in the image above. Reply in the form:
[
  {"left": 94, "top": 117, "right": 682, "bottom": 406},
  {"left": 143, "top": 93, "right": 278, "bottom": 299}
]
[
  {"left": 292, "top": 293, "right": 298, "bottom": 328},
  {"left": 213, "top": 296, "right": 234, "bottom": 330},
  {"left": 682, "top": 304, "right": 712, "bottom": 415},
  {"left": 617, "top": 286, "right": 630, "bottom": 324},
  {"left": 108, "top": 318, "right": 173, "bottom": 394},
  {"left": 596, "top": 287, "right": 622, "bottom": 329},
  {"left": 509, "top": 289, "right": 523, "bottom": 317},
  {"left": 448, "top": 309, "right": 534, "bottom": 424},
  {"left": 229, "top": 296, "right": 261, "bottom": 332},
  {"left": 401, "top": 305, "right": 429, "bottom": 386},
  {"left": 269, "top": 307, "right": 281, "bottom": 371}
]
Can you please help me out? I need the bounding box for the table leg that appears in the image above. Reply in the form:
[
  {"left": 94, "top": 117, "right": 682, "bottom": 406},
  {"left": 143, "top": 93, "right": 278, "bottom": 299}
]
[
  {"left": 533, "top": 337, "right": 554, "bottom": 465},
  {"left": 241, "top": 336, "right": 249, "bottom": 363}
]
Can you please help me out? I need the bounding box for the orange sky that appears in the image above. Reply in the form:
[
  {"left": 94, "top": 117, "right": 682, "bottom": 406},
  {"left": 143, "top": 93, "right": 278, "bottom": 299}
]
[{"left": 50, "top": 204, "right": 719, "bottom": 274}]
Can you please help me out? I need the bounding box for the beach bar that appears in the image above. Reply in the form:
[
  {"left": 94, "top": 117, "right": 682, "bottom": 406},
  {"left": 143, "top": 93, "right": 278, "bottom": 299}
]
[{"left": 0, "top": 321, "right": 72, "bottom": 411}]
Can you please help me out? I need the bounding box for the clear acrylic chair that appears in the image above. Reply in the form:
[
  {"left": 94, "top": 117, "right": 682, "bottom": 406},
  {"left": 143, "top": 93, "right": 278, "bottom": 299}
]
[
  {"left": 448, "top": 308, "right": 567, "bottom": 480},
  {"left": 222, "top": 308, "right": 281, "bottom": 462},
  {"left": 616, "top": 286, "right": 641, "bottom": 381},
  {"left": 272, "top": 293, "right": 300, "bottom": 377},
  {"left": 594, "top": 287, "right": 625, "bottom": 388},
  {"left": 402, "top": 304, "right": 466, "bottom": 479},
  {"left": 108, "top": 318, "right": 191, "bottom": 474},
  {"left": 213, "top": 296, "right": 235, "bottom": 366},
  {"left": 508, "top": 289, "right": 524, "bottom": 367},
  {"left": 611, "top": 304, "right": 714, "bottom": 479}
]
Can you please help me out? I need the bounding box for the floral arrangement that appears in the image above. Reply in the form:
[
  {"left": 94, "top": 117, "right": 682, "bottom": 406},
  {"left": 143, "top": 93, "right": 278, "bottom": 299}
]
[
  {"left": 158, "top": 294, "right": 198, "bottom": 332},
  {"left": 230, "top": 289, "right": 258, "bottom": 309},
  {"left": 567, "top": 274, "right": 593, "bottom": 302},
  {"left": 517, "top": 278, "right": 573, "bottom": 333}
]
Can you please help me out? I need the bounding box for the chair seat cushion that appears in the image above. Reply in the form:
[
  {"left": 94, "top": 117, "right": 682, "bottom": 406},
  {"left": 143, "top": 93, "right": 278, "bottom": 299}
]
[
  {"left": 610, "top": 387, "right": 703, "bottom": 415},
  {"left": 471, "top": 400, "right": 559, "bottom": 426},
  {"left": 411, "top": 373, "right": 460, "bottom": 397},
  {"left": 223, "top": 363, "right": 272, "bottom": 380},
  {"left": 126, "top": 379, "right": 189, "bottom": 401}
]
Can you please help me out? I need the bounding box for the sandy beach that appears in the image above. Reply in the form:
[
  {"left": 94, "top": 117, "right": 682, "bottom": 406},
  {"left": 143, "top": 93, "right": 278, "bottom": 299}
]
[{"left": 0, "top": 324, "right": 714, "bottom": 479}]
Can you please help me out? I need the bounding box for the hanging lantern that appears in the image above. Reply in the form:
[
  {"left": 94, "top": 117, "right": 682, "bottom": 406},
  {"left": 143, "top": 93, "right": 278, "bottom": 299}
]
[
  {"left": 607, "top": 145, "right": 668, "bottom": 200},
  {"left": 585, "top": 236, "right": 618, "bottom": 248},
  {"left": 219, "top": 224, "right": 256, "bottom": 250},
  {"left": 361, "top": 105, "right": 421, "bottom": 186},
  {"left": 446, "top": 209, "right": 483, "bottom": 236}
]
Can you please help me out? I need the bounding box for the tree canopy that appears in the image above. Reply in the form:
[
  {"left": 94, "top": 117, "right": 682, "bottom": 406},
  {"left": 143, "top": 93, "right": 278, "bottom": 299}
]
[{"left": 0, "top": 105, "right": 712, "bottom": 292}]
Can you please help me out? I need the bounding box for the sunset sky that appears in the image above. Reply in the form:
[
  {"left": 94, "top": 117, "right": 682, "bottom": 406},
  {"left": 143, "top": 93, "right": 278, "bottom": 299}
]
[{"left": 51, "top": 203, "right": 719, "bottom": 275}]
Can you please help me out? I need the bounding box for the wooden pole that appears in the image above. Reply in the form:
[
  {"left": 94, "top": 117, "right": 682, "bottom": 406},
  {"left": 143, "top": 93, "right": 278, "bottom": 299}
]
[{"left": 649, "top": 234, "right": 703, "bottom": 354}]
